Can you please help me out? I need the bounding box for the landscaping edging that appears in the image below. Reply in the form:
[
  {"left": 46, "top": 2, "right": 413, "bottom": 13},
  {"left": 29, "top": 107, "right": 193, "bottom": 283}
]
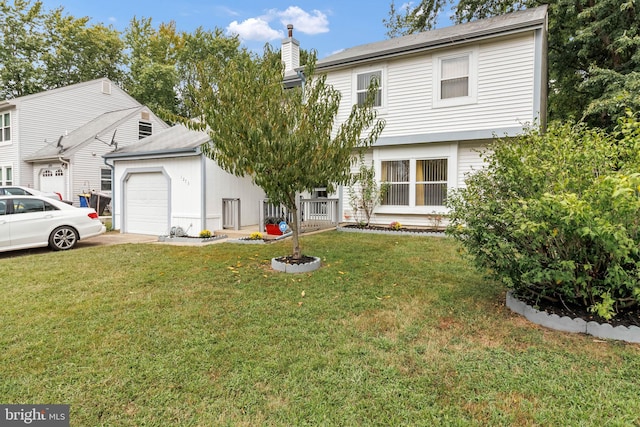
[
  {"left": 271, "top": 256, "right": 321, "bottom": 273},
  {"left": 336, "top": 226, "right": 445, "bottom": 237},
  {"left": 158, "top": 235, "right": 227, "bottom": 243},
  {"left": 506, "top": 291, "right": 640, "bottom": 344}
]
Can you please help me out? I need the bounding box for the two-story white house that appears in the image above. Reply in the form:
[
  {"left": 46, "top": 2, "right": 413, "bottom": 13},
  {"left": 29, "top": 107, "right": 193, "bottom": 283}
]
[
  {"left": 285, "top": 6, "right": 548, "bottom": 227},
  {"left": 0, "top": 78, "right": 168, "bottom": 205}
]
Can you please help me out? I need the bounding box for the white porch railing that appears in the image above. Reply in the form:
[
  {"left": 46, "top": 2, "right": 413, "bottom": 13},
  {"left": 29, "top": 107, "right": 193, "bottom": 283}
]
[
  {"left": 222, "top": 198, "right": 241, "bottom": 230},
  {"left": 259, "top": 198, "right": 339, "bottom": 233}
]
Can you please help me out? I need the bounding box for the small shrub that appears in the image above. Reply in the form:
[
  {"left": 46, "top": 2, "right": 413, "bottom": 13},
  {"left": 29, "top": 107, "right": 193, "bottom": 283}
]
[
  {"left": 348, "top": 157, "right": 388, "bottom": 227},
  {"left": 199, "top": 230, "right": 212, "bottom": 238},
  {"left": 389, "top": 221, "right": 402, "bottom": 230}
]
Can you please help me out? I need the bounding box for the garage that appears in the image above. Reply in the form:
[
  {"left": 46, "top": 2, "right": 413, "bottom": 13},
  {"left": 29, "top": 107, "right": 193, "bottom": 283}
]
[{"left": 124, "top": 171, "right": 169, "bottom": 235}]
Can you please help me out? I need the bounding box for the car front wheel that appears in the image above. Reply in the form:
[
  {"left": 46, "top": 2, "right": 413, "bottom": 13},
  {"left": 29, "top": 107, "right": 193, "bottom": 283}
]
[{"left": 49, "top": 226, "right": 78, "bottom": 251}]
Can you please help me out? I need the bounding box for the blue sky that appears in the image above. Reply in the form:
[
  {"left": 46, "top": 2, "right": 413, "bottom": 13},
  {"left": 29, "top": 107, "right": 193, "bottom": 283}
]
[{"left": 37, "top": 1, "right": 453, "bottom": 58}]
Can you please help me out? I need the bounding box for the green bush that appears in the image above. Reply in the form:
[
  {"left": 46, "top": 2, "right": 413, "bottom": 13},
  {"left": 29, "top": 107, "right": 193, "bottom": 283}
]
[{"left": 447, "top": 113, "right": 640, "bottom": 319}]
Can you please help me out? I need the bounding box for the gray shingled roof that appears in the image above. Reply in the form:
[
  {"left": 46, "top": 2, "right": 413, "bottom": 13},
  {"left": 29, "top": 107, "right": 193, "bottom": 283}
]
[
  {"left": 24, "top": 106, "right": 147, "bottom": 161},
  {"left": 316, "top": 6, "right": 547, "bottom": 71},
  {"left": 103, "top": 124, "right": 210, "bottom": 159}
]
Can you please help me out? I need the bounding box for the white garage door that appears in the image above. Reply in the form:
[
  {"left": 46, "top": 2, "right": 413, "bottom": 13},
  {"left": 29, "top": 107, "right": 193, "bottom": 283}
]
[
  {"left": 40, "top": 168, "right": 66, "bottom": 199},
  {"left": 125, "top": 172, "right": 169, "bottom": 235}
]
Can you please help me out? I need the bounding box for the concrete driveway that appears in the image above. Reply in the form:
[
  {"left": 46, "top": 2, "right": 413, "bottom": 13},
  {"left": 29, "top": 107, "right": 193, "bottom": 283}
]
[{"left": 78, "top": 231, "right": 158, "bottom": 247}]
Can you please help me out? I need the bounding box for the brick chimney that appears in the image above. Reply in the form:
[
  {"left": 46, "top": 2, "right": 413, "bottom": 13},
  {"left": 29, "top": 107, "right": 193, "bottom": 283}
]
[{"left": 281, "top": 24, "right": 300, "bottom": 73}]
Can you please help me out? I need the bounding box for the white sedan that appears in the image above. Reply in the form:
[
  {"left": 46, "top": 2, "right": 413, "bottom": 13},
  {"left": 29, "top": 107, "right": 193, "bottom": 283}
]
[{"left": 0, "top": 195, "right": 106, "bottom": 252}]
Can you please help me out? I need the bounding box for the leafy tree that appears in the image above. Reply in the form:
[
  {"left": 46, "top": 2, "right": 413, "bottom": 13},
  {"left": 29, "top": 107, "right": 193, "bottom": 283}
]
[
  {"left": 181, "top": 47, "right": 385, "bottom": 260},
  {"left": 123, "top": 17, "right": 181, "bottom": 115},
  {"left": 446, "top": 113, "right": 640, "bottom": 320},
  {"left": 124, "top": 18, "right": 241, "bottom": 117},
  {"left": 384, "top": 0, "right": 640, "bottom": 130},
  {"left": 42, "top": 9, "right": 125, "bottom": 87},
  {"left": 0, "top": 0, "right": 46, "bottom": 98},
  {"left": 0, "top": 0, "right": 126, "bottom": 98}
]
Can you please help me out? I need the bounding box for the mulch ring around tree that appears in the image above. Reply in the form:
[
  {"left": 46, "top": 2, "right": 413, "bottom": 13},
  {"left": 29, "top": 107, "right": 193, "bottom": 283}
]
[
  {"left": 273, "top": 254, "right": 318, "bottom": 265},
  {"left": 516, "top": 293, "right": 640, "bottom": 329}
]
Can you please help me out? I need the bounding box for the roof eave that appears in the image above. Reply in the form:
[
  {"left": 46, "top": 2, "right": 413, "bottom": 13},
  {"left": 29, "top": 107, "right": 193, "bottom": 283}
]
[
  {"left": 317, "top": 14, "right": 546, "bottom": 71},
  {"left": 103, "top": 146, "right": 201, "bottom": 160}
]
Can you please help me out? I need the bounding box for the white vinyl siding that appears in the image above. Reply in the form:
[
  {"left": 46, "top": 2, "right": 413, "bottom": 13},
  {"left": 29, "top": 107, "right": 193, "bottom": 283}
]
[
  {"left": 326, "top": 33, "right": 536, "bottom": 139},
  {"left": 457, "top": 141, "right": 488, "bottom": 187}
]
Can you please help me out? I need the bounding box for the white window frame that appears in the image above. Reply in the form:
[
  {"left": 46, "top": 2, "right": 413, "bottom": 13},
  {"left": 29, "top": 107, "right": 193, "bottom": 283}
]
[
  {"left": 0, "top": 165, "right": 13, "bottom": 185},
  {"left": 433, "top": 47, "right": 478, "bottom": 108},
  {"left": 353, "top": 65, "right": 387, "bottom": 113},
  {"left": 100, "top": 168, "right": 112, "bottom": 192},
  {"left": 379, "top": 156, "right": 451, "bottom": 212},
  {"left": 0, "top": 111, "right": 11, "bottom": 145}
]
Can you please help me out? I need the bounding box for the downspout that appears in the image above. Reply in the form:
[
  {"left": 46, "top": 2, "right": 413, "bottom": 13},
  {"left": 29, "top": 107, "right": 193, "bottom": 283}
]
[
  {"left": 57, "top": 155, "right": 70, "bottom": 202},
  {"left": 103, "top": 156, "right": 115, "bottom": 230},
  {"left": 200, "top": 152, "right": 207, "bottom": 233}
]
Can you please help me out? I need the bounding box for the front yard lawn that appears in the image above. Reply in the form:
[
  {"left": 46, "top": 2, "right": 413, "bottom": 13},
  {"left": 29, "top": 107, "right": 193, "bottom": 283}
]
[{"left": 1, "top": 232, "right": 639, "bottom": 425}]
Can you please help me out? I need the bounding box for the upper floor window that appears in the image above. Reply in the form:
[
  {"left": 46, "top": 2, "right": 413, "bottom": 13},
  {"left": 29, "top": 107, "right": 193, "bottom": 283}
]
[
  {"left": 433, "top": 48, "right": 477, "bottom": 107},
  {"left": 139, "top": 121, "right": 152, "bottom": 139},
  {"left": 0, "top": 112, "right": 11, "bottom": 143},
  {"left": 441, "top": 56, "right": 469, "bottom": 99},
  {"left": 356, "top": 70, "right": 382, "bottom": 108}
]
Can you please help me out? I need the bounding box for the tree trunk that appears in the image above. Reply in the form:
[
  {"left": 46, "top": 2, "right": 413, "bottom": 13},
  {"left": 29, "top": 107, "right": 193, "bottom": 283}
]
[{"left": 286, "top": 193, "right": 302, "bottom": 260}]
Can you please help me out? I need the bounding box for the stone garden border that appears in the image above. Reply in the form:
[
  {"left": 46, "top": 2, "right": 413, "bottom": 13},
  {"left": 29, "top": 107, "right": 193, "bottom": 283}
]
[
  {"left": 336, "top": 225, "right": 445, "bottom": 237},
  {"left": 271, "top": 256, "right": 321, "bottom": 273},
  {"left": 506, "top": 291, "right": 640, "bottom": 344}
]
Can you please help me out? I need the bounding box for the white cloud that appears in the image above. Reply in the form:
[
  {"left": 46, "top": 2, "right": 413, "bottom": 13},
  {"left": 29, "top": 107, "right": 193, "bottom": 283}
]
[
  {"left": 226, "top": 17, "right": 283, "bottom": 42},
  {"left": 270, "top": 6, "right": 329, "bottom": 35},
  {"left": 225, "top": 6, "right": 330, "bottom": 43},
  {"left": 108, "top": 16, "right": 117, "bottom": 23}
]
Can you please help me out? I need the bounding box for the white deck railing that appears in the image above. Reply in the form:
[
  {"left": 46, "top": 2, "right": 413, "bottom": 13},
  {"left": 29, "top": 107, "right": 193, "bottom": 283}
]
[{"left": 259, "top": 198, "right": 339, "bottom": 233}]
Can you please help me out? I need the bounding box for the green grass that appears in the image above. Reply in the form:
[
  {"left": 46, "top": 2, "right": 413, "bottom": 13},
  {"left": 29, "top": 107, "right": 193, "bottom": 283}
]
[{"left": 1, "top": 232, "right": 639, "bottom": 426}]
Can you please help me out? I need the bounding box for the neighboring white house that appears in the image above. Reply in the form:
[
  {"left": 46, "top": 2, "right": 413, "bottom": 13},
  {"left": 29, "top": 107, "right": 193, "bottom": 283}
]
[
  {"left": 0, "top": 78, "right": 168, "bottom": 205},
  {"left": 103, "top": 125, "right": 266, "bottom": 236},
  {"left": 285, "top": 6, "right": 548, "bottom": 227}
]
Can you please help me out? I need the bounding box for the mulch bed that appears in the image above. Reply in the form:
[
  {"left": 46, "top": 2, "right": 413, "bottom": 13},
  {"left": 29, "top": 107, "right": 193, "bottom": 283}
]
[
  {"left": 274, "top": 255, "right": 317, "bottom": 265},
  {"left": 340, "top": 224, "right": 444, "bottom": 234}
]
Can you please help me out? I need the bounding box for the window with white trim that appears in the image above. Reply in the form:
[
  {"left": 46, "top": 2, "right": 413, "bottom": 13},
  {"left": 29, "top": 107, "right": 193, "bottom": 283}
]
[
  {"left": 356, "top": 70, "right": 382, "bottom": 107},
  {"left": 433, "top": 49, "right": 477, "bottom": 107},
  {"left": 381, "top": 160, "right": 409, "bottom": 206},
  {"left": 1, "top": 166, "right": 12, "bottom": 185},
  {"left": 101, "top": 168, "right": 112, "bottom": 191},
  {"left": 381, "top": 158, "right": 448, "bottom": 207},
  {"left": 416, "top": 159, "right": 447, "bottom": 206},
  {"left": 0, "top": 112, "right": 11, "bottom": 143}
]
